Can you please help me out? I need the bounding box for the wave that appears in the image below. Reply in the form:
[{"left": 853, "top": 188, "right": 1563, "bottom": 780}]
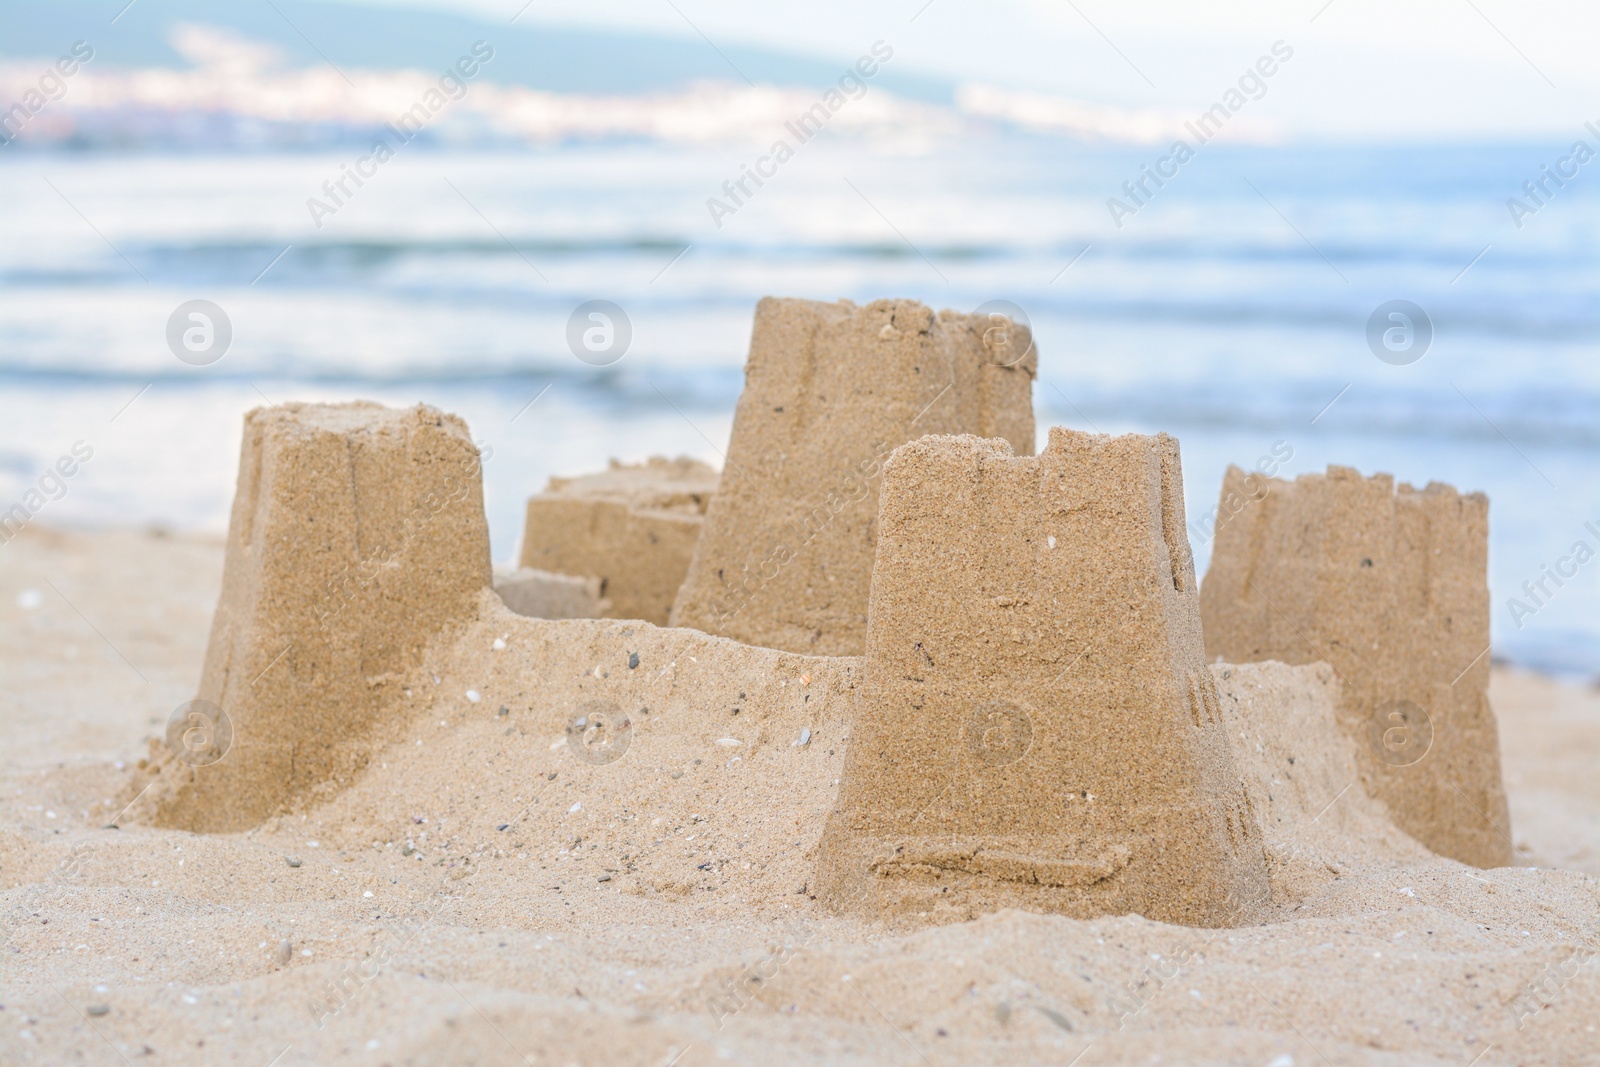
[
  {"left": 3, "top": 364, "right": 1592, "bottom": 449},
  {"left": 3, "top": 233, "right": 1592, "bottom": 270},
  {"left": 3, "top": 282, "right": 1591, "bottom": 345},
  {"left": 1037, "top": 383, "right": 1600, "bottom": 450}
]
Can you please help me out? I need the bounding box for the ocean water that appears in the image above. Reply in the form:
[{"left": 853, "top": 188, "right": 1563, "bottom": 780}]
[{"left": 1, "top": 136, "right": 1596, "bottom": 675}]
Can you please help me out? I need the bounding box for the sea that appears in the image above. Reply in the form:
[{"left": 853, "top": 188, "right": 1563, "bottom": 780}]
[{"left": 2, "top": 135, "right": 1597, "bottom": 677}]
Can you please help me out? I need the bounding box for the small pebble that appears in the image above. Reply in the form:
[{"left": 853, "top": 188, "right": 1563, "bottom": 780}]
[
  {"left": 285, "top": 856, "right": 302, "bottom": 868},
  {"left": 598, "top": 874, "right": 611, "bottom": 882},
  {"left": 497, "top": 823, "right": 509, "bottom": 831},
  {"left": 492, "top": 638, "right": 507, "bottom": 651},
  {"left": 628, "top": 652, "right": 640, "bottom": 669},
  {"left": 795, "top": 728, "right": 811, "bottom": 747},
  {"left": 497, "top": 706, "right": 509, "bottom": 717},
  {"left": 86, "top": 1004, "right": 109, "bottom": 1017},
  {"left": 275, "top": 940, "right": 292, "bottom": 966},
  {"left": 466, "top": 690, "right": 481, "bottom": 704}
]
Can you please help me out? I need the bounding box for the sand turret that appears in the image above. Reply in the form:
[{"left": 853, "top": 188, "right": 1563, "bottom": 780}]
[
  {"left": 1199, "top": 464, "right": 1512, "bottom": 868},
  {"left": 670, "top": 296, "right": 1037, "bottom": 655},
  {"left": 148, "top": 402, "right": 491, "bottom": 832},
  {"left": 816, "top": 429, "right": 1270, "bottom": 926},
  {"left": 519, "top": 456, "right": 716, "bottom": 625}
]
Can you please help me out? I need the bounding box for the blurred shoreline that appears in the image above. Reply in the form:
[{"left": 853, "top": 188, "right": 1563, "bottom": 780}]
[{"left": 4, "top": 140, "right": 1597, "bottom": 676}]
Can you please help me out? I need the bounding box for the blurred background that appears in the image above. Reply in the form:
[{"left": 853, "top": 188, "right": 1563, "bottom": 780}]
[{"left": 1, "top": 0, "right": 1596, "bottom": 677}]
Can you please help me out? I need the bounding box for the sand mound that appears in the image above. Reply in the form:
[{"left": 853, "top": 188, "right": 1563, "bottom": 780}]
[
  {"left": 817, "top": 430, "right": 1268, "bottom": 927},
  {"left": 303, "top": 590, "right": 860, "bottom": 914},
  {"left": 518, "top": 456, "right": 716, "bottom": 625},
  {"left": 1212, "top": 660, "right": 1432, "bottom": 905},
  {"left": 1200, "top": 464, "right": 1513, "bottom": 868},
  {"left": 670, "top": 297, "right": 1037, "bottom": 656}
]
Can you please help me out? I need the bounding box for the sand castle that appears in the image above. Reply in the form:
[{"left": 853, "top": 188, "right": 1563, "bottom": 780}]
[
  {"left": 28, "top": 284, "right": 1600, "bottom": 1066},
  {"left": 519, "top": 456, "right": 716, "bottom": 625},
  {"left": 670, "top": 297, "right": 1038, "bottom": 656},
  {"left": 1199, "top": 464, "right": 1512, "bottom": 868},
  {"left": 127, "top": 306, "right": 1503, "bottom": 912},
  {"left": 147, "top": 402, "right": 491, "bottom": 832},
  {"left": 816, "top": 429, "right": 1271, "bottom": 926}
]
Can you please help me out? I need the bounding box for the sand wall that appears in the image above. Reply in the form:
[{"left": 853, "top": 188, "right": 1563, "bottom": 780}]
[{"left": 290, "top": 594, "right": 1408, "bottom": 925}]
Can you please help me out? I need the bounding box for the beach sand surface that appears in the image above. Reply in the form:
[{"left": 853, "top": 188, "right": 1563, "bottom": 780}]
[{"left": 3, "top": 525, "right": 1599, "bottom": 1066}]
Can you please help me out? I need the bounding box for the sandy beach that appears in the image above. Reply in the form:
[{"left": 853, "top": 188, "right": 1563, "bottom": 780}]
[
  {"left": 4, "top": 3, "right": 1599, "bottom": 1063},
  {"left": 3, "top": 518, "right": 1598, "bottom": 1066}
]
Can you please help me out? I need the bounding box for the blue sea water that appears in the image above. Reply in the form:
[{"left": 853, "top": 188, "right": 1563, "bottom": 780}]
[{"left": 1, "top": 136, "right": 1596, "bottom": 675}]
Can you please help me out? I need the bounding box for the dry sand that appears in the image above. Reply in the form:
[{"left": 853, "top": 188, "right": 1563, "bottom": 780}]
[{"left": 4, "top": 523, "right": 1600, "bottom": 1066}]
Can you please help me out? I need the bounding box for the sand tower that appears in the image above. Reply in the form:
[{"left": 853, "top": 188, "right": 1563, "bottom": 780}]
[
  {"left": 670, "top": 297, "right": 1037, "bottom": 655},
  {"left": 816, "top": 429, "right": 1270, "bottom": 926},
  {"left": 148, "top": 402, "right": 491, "bottom": 832},
  {"left": 519, "top": 456, "right": 716, "bottom": 625},
  {"left": 1199, "top": 464, "right": 1512, "bottom": 868}
]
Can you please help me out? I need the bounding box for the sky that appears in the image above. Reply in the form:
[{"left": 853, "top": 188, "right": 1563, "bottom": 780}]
[{"left": 327, "top": 0, "right": 1600, "bottom": 139}]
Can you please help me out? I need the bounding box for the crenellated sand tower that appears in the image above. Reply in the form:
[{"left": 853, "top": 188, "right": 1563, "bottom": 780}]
[
  {"left": 1199, "top": 464, "right": 1512, "bottom": 868},
  {"left": 816, "top": 429, "right": 1271, "bottom": 926}
]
